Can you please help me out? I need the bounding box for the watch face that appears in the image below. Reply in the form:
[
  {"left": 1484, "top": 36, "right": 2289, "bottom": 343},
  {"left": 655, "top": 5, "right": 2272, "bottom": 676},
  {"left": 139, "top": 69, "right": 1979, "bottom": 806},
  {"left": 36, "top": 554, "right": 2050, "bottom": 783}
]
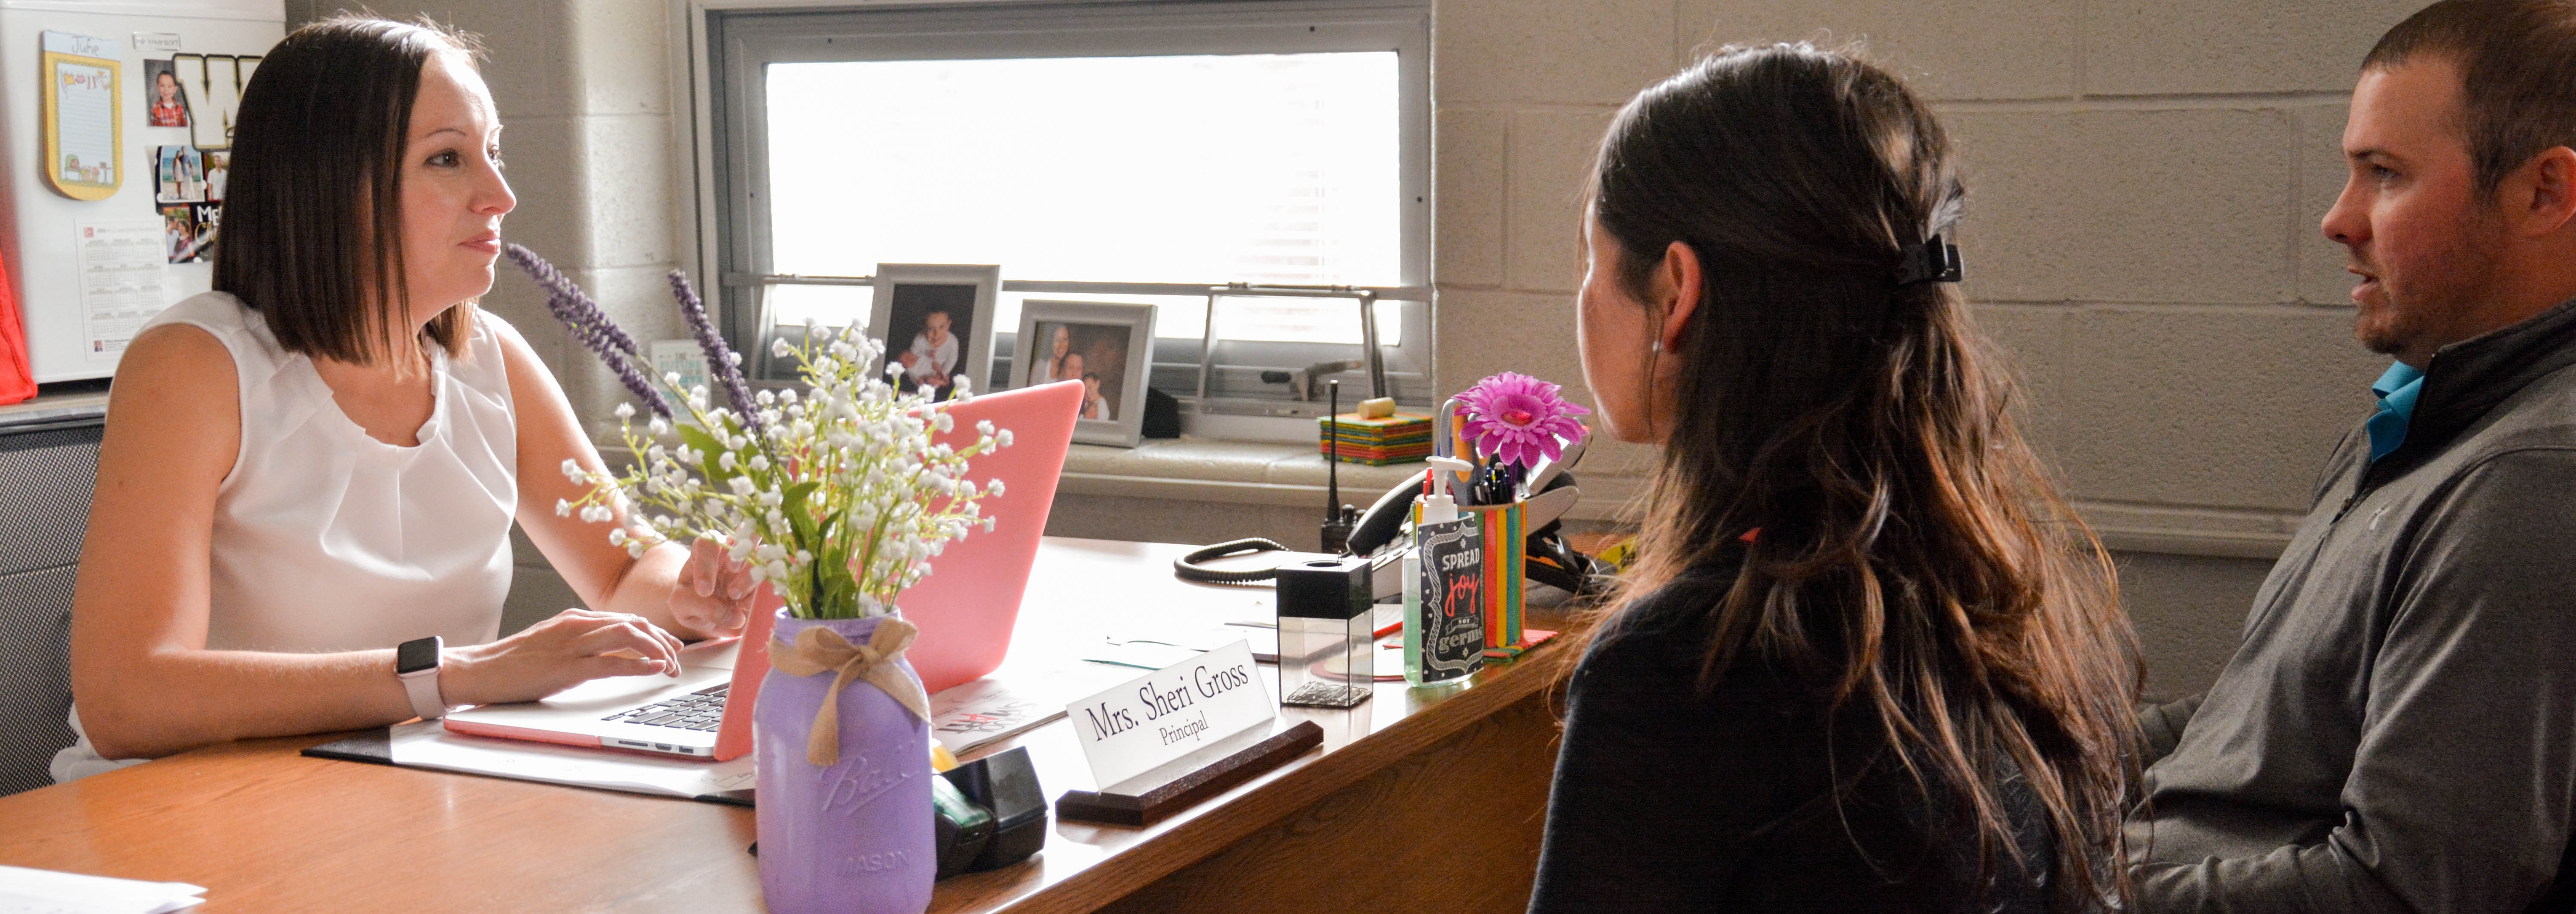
[{"left": 396, "top": 637, "right": 440, "bottom": 675}]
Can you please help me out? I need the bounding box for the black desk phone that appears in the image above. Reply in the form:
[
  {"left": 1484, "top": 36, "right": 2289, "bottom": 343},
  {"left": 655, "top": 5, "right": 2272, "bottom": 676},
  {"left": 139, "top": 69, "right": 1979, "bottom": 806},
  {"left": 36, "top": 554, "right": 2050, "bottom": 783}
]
[{"left": 1172, "top": 439, "right": 1607, "bottom": 596}]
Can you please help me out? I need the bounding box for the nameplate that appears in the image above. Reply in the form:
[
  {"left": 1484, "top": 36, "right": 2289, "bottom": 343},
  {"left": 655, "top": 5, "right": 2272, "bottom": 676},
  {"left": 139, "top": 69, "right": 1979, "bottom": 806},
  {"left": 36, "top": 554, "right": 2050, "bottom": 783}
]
[{"left": 1064, "top": 640, "right": 1273, "bottom": 789}]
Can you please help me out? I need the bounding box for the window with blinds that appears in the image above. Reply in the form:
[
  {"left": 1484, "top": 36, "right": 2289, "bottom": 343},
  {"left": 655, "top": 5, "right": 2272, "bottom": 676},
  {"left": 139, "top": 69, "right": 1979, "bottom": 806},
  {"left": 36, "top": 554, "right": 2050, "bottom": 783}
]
[{"left": 702, "top": 1, "right": 1433, "bottom": 419}]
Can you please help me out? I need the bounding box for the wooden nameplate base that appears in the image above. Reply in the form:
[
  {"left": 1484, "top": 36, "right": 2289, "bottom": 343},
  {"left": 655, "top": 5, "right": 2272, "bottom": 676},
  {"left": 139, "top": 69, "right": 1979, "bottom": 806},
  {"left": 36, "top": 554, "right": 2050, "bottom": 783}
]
[{"left": 1056, "top": 720, "right": 1325, "bottom": 827}]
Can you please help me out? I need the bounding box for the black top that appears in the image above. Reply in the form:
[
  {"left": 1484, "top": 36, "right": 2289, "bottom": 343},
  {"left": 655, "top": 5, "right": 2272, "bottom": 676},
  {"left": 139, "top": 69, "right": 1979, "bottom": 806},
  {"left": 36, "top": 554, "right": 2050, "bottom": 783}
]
[{"left": 1528, "top": 557, "right": 2054, "bottom": 913}]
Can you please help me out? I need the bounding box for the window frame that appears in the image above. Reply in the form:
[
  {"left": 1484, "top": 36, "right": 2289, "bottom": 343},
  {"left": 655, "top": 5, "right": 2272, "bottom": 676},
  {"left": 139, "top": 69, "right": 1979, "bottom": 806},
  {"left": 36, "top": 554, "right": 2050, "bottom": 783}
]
[{"left": 681, "top": 0, "right": 1436, "bottom": 425}]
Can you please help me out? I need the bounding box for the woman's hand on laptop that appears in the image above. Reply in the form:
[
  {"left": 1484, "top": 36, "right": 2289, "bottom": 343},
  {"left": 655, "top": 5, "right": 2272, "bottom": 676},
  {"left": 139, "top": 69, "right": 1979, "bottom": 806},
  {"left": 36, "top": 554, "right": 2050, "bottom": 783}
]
[
  {"left": 671, "top": 537, "right": 757, "bottom": 641},
  {"left": 437, "top": 608, "right": 689, "bottom": 707}
]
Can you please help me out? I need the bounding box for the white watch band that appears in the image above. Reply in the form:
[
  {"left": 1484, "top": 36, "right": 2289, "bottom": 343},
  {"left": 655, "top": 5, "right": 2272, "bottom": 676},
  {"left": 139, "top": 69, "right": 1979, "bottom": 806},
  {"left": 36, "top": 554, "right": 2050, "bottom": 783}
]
[{"left": 399, "top": 662, "right": 448, "bottom": 721}]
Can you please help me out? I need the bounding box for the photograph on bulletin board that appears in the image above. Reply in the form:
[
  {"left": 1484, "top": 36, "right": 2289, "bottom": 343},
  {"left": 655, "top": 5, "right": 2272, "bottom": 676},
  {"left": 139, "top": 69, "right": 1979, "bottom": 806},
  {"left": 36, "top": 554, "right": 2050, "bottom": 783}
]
[
  {"left": 161, "top": 204, "right": 216, "bottom": 264},
  {"left": 144, "top": 59, "right": 191, "bottom": 128},
  {"left": 204, "top": 150, "right": 228, "bottom": 202},
  {"left": 155, "top": 145, "right": 205, "bottom": 203}
]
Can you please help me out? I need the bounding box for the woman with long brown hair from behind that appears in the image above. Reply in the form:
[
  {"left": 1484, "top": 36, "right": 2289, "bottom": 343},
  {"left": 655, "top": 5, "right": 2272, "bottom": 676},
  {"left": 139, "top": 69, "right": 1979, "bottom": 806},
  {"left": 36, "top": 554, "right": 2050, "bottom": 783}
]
[{"left": 1528, "top": 44, "right": 2140, "bottom": 912}]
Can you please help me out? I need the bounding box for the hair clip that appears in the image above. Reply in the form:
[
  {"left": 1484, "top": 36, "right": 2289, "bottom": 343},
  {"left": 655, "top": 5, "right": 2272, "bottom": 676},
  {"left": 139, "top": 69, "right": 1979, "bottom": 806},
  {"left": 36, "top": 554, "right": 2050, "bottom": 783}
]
[{"left": 1896, "top": 234, "right": 1963, "bottom": 286}]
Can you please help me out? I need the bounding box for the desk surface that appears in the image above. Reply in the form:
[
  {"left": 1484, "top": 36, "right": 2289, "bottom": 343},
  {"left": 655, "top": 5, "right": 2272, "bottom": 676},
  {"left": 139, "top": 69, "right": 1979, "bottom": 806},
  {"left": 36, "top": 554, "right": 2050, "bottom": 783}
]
[{"left": 0, "top": 537, "right": 1581, "bottom": 913}]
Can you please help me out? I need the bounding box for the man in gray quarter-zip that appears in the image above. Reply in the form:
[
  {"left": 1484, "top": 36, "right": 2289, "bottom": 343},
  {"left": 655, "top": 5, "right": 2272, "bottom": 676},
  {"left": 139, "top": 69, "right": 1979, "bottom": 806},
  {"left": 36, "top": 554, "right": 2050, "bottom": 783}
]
[{"left": 2125, "top": 2, "right": 2576, "bottom": 911}]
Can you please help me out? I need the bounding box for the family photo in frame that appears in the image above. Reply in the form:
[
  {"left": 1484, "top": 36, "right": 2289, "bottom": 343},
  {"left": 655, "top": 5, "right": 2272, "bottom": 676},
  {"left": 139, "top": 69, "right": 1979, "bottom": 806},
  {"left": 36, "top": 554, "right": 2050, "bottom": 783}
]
[{"left": 1014, "top": 300, "right": 1155, "bottom": 447}]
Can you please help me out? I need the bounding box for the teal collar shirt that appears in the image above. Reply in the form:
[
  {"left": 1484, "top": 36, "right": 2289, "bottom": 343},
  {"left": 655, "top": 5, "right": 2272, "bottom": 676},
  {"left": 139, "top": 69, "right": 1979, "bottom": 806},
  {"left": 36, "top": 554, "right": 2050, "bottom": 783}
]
[{"left": 2368, "top": 361, "right": 2427, "bottom": 462}]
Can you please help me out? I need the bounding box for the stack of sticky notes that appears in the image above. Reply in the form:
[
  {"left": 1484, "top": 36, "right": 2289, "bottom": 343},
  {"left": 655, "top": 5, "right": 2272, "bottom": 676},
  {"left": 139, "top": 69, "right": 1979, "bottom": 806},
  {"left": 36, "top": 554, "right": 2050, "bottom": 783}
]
[{"left": 1318, "top": 398, "right": 1433, "bottom": 465}]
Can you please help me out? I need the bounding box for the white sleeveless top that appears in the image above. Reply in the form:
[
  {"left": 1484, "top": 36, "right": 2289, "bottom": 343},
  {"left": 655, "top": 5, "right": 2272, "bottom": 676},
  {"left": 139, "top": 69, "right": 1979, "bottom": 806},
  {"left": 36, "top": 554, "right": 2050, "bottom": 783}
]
[{"left": 53, "top": 292, "right": 520, "bottom": 781}]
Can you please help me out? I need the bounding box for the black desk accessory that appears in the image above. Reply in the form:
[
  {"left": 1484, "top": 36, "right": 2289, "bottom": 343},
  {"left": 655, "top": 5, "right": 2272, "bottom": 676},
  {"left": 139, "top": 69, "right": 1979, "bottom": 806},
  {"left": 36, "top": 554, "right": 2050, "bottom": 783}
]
[
  {"left": 299, "top": 727, "right": 760, "bottom": 807},
  {"left": 931, "top": 775, "right": 994, "bottom": 877},
  {"left": 930, "top": 746, "right": 1047, "bottom": 876},
  {"left": 1055, "top": 720, "right": 1325, "bottom": 827},
  {"left": 1142, "top": 386, "right": 1181, "bottom": 438},
  {"left": 945, "top": 745, "right": 1049, "bottom": 871},
  {"left": 316, "top": 730, "right": 1047, "bottom": 876},
  {"left": 301, "top": 729, "right": 393, "bottom": 765},
  {"left": 1320, "top": 379, "right": 1358, "bottom": 554},
  {"left": 1275, "top": 555, "right": 1373, "bottom": 708}
]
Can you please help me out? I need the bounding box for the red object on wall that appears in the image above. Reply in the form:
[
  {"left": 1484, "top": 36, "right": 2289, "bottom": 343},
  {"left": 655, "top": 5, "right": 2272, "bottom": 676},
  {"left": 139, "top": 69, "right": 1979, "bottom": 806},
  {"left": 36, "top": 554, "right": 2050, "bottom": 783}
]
[{"left": 0, "top": 255, "right": 33, "bottom": 405}]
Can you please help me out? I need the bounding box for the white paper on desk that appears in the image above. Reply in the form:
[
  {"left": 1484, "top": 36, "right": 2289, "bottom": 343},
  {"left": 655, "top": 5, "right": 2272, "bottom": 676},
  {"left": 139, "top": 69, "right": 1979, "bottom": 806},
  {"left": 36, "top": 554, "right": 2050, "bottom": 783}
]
[
  {"left": 0, "top": 865, "right": 204, "bottom": 914},
  {"left": 1107, "top": 625, "right": 1279, "bottom": 662},
  {"left": 387, "top": 720, "right": 753, "bottom": 799},
  {"left": 929, "top": 665, "right": 1130, "bottom": 756}
]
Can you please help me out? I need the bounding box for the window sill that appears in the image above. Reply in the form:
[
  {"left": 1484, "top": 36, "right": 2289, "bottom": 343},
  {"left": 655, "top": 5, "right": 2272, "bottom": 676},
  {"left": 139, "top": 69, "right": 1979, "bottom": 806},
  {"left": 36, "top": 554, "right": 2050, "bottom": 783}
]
[
  {"left": 1055, "top": 437, "right": 1647, "bottom": 523},
  {"left": 1056, "top": 438, "right": 1426, "bottom": 510}
]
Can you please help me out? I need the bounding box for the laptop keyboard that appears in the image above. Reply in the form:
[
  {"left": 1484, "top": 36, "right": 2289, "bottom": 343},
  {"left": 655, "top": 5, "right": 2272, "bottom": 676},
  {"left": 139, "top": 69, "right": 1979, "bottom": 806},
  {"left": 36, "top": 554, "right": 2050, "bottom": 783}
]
[{"left": 601, "top": 683, "right": 728, "bottom": 732}]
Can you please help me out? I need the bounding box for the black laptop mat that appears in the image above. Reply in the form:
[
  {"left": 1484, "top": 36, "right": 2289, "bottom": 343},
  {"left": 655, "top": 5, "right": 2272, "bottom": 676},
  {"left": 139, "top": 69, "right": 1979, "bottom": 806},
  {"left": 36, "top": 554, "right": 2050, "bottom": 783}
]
[
  {"left": 301, "top": 728, "right": 393, "bottom": 765},
  {"left": 299, "top": 726, "right": 753, "bottom": 807}
]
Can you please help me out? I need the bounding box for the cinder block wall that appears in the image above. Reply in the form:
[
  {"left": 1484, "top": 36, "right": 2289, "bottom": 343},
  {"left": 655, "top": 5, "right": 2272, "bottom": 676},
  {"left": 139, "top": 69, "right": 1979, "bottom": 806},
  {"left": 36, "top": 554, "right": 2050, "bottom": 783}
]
[
  {"left": 292, "top": 0, "right": 2426, "bottom": 697},
  {"left": 1427, "top": 0, "right": 2425, "bottom": 697}
]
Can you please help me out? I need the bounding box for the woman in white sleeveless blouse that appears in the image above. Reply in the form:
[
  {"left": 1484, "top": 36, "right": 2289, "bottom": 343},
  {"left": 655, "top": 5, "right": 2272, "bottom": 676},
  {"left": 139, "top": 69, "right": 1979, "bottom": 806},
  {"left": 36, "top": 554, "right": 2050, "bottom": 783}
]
[{"left": 55, "top": 18, "right": 754, "bottom": 780}]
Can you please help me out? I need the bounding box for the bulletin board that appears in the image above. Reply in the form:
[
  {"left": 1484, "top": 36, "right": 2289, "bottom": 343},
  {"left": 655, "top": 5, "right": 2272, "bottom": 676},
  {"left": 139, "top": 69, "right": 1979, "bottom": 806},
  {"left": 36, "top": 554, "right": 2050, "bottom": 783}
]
[{"left": 40, "top": 32, "right": 121, "bottom": 201}]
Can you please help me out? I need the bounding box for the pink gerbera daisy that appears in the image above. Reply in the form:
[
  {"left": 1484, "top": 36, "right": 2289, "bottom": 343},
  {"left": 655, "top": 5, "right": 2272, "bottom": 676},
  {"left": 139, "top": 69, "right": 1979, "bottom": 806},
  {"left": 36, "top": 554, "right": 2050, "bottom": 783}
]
[{"left": 1457, "top": 371, "right": 1591, "bottom": 469}]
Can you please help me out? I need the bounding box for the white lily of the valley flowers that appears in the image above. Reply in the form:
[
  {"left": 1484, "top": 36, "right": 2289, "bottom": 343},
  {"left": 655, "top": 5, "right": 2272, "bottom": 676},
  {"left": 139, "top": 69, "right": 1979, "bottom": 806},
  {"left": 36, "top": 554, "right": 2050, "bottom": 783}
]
[{"left": 563, "top": 318, "right": 1009, "bottom": 619}]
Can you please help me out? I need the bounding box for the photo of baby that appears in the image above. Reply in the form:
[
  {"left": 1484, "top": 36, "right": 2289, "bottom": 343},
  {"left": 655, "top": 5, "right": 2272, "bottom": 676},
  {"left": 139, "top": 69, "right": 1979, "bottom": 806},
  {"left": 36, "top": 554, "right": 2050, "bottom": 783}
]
[{"left": 882, "top": 282, "right": 979, "bottom": 401}]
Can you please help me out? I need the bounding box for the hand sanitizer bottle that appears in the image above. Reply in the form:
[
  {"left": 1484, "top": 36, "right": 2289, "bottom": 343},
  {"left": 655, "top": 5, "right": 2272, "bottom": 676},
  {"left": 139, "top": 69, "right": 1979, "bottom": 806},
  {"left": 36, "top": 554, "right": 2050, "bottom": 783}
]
[{"left": 1406, "top": 456, "right": 1480, "bottom": 687}]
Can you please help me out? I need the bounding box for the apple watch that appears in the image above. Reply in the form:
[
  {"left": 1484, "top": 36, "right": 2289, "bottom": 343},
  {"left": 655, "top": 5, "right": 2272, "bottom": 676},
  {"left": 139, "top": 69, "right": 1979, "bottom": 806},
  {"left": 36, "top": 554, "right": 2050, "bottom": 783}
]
[{"left": 396, "top": 635, "right": 450, "bottom": 721}]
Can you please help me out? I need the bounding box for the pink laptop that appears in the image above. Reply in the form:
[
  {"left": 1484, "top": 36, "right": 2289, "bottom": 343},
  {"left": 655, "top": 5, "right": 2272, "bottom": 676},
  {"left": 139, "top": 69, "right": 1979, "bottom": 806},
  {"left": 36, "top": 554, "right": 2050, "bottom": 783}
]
[{"left": 444, "top": 380, "right": 1084, "bottom": 761}]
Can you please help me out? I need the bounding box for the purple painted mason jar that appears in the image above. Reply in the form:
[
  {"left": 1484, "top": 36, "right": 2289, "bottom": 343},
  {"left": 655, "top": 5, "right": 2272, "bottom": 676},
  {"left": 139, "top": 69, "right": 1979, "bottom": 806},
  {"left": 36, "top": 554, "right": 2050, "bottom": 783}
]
[{"left": 756, "top": 609, "right": 936, "bottom": 914}]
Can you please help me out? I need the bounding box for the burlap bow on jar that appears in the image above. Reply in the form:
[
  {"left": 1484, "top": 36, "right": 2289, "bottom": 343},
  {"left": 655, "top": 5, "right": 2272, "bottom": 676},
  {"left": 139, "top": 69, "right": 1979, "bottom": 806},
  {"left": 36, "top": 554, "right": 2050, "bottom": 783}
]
[{"left": 768, "top": 618, "right": 933, "bottom": 766}]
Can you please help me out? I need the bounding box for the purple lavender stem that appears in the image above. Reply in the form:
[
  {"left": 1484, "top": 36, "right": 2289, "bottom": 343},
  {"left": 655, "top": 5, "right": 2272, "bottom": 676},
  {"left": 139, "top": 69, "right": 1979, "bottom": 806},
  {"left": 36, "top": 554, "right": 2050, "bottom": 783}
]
[
  {"left": 668, "top": 270, "right": 762, "bottom": 434},
  {"left": 504, "top": 244, "right": 671, "bottom": 419}
]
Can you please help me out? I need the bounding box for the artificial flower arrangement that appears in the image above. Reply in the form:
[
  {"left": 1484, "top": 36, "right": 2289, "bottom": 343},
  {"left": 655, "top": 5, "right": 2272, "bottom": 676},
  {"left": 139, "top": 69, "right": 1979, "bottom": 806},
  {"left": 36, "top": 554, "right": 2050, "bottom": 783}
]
[
  {"left": 504, "top": 245, "right": 1012, "bottom": 619},
  {"left": 1455, "top": 370, "right": 1589, "bottom": 489},
  {"left": 1423, "top": 371, "right": 1592, "bottom": 662}
]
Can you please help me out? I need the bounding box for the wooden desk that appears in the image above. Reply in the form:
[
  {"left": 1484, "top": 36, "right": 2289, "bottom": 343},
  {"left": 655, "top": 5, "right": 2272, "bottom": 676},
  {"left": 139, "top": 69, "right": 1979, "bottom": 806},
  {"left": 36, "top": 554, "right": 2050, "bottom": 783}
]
[{"left": 0, "top": 538, "right": 1582, "bottom": 913}]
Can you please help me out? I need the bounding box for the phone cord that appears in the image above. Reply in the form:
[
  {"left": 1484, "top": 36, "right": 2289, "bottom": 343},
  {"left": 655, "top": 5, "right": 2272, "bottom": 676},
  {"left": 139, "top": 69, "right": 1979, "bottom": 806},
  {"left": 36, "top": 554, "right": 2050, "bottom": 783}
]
[{"left": 1171, "top": 537, "right": 1292, "bottom": 585}]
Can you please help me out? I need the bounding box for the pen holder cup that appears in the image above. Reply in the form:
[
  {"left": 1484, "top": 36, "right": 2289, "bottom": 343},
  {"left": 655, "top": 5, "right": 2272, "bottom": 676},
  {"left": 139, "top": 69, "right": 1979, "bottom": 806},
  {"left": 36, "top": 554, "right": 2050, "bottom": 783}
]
[{"left": 1459, "top": 501, "right": 1527, "bottom": 656}]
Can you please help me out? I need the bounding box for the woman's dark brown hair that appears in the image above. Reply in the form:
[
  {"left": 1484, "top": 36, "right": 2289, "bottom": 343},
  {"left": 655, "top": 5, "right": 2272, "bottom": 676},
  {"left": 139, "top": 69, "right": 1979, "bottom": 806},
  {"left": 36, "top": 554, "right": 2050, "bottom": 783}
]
[
  {"left": 1587, "top": 43, "right": 2140, "bottom": 910},
  {"left": 213, "top": 15, "right": 483, "bottom": 369}
]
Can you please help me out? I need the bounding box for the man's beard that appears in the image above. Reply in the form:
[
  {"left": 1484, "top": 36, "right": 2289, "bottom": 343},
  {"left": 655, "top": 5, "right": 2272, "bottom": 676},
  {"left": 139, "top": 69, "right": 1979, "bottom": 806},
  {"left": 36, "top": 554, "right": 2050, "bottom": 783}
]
[{"left": 2354, "top": 219, "right": 2505, "bottom": 358}]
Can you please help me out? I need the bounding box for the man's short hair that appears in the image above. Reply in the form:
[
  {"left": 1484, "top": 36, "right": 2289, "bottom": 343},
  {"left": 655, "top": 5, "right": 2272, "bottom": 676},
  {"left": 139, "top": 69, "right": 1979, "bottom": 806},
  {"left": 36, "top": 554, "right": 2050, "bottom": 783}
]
[{"left": 2366, "top": 0, "right": 2576, "bottom": 197}]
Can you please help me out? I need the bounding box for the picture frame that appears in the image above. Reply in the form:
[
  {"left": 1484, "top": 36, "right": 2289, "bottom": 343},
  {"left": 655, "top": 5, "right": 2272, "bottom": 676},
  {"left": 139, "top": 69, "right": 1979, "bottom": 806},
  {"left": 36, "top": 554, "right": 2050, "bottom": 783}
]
[
  {"left": 1014, "top": 300, "right": 1156, "bottom": 447},
  {"left": 869, "top": 264, "right": 1000, "bottom": 401}
]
